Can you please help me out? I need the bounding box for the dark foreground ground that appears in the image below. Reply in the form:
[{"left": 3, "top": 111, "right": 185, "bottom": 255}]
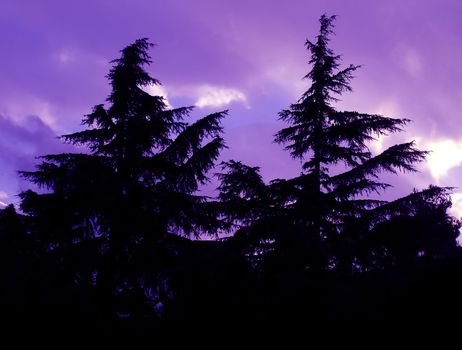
[{"left": 2, "top": 237, "right": 462, "bottom": 335}]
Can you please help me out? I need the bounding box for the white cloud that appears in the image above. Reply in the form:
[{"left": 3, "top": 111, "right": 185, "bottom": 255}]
[
  {"left": 450, "top": 193, "right": 462, "bottom": 219},
  {"left": 142, "top": 84, "right": 172, "bottom": 108},
  {"left": 450, "top": 193, "right": 462, "bottom": 245},
  {"left": 0, "top": 201, "right": 6, "bottom": 208},
  {"left": 195, "top": 85, "right": 247, "bottom": 108},
  {"left": 419, "top": 138, "right": 462, "bottom": 182}
]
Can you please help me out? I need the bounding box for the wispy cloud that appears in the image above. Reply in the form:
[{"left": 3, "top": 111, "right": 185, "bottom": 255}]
[{"left": 0, "top": 96, "right": 58, "bottom": 130}]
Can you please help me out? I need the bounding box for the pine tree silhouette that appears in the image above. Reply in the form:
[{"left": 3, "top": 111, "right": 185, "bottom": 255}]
[
  {"left": 275, "top": 14, "right": 425, "bottom": 239},
  {"left": 20, "top": 39, "right": 228, "bottom": 321},
  {"left": 221, "top": 15, "right": 456, "bottom": 273}
]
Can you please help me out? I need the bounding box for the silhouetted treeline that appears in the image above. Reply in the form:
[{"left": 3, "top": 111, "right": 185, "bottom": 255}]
[{"left": 0, "top": 15, "right": 461, "bottom": 331}]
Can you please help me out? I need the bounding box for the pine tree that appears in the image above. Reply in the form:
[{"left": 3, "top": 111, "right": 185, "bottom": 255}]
[
  {"left": 221, "top": 15, "right": 456, "bottom": 273},
  {"left": 20, "top": 38, "right": 228, "bottom": 320},
  {"left": 272, "top": 15, "right": 456, "bottom": 272}
]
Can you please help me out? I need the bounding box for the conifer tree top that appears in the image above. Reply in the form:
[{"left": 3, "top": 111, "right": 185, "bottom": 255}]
[
  {"left": 107, "top": 38, "right": 159, "bottom": 95},
  {"left": 275, "top": 14, "right": 424, "bottom": 183}
]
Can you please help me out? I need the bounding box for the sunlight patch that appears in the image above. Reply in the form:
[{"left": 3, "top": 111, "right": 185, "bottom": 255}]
[
  {"left": 195, "top": 85, "right": 247, "bottom": 108},
  {"left": 424, "top": 139, "right": 462, "bottom": 182}
]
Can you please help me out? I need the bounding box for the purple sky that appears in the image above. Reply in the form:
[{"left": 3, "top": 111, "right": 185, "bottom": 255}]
[{"left": 1, "top": 0, "right": 462, "bottom": 216}]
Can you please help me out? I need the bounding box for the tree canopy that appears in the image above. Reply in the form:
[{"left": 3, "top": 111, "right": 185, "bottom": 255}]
[{"left": 20, "top": 38, "right": 228, "bottom": 321}]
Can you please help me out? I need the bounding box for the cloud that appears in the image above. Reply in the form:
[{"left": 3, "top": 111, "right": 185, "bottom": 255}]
[
  {"left": 142, "top": 84, "right": 172, "bottom": 108},
  {"left": 0, "top": 189, "right": 8, "bottom": 207},
  {"left": 143, "top": 84, "right": 248, "bottom": 110},
  {"left": 450, "top": 192, "right": 462, "bottom": 219},
  {"left": 195, "top": 85, "right": 247, "bottom": 108},
  {"left": 0, "top": 114, "right": 75, "bottom": 204},
  {"left": 420, "top": 138, "right": 462, "bottom": 182},
  {"left": 0, "top": 191, "right": 7, "bottom": 208},
  {"left": 0, "top": 96, "right": 58, "bottom": 130}
]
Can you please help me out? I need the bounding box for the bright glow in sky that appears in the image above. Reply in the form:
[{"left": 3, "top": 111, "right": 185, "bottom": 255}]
[{"left": 425, "top": 139, "right": 462, "bottom": 182}]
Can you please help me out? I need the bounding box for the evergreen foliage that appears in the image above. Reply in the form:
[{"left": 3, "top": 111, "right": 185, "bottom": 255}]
[
  {"left": 219, "top": 15, "right": 459, "bottom": 273},
  {"left": 20, "top": 38, "right": 228, "bottom": 320}
]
